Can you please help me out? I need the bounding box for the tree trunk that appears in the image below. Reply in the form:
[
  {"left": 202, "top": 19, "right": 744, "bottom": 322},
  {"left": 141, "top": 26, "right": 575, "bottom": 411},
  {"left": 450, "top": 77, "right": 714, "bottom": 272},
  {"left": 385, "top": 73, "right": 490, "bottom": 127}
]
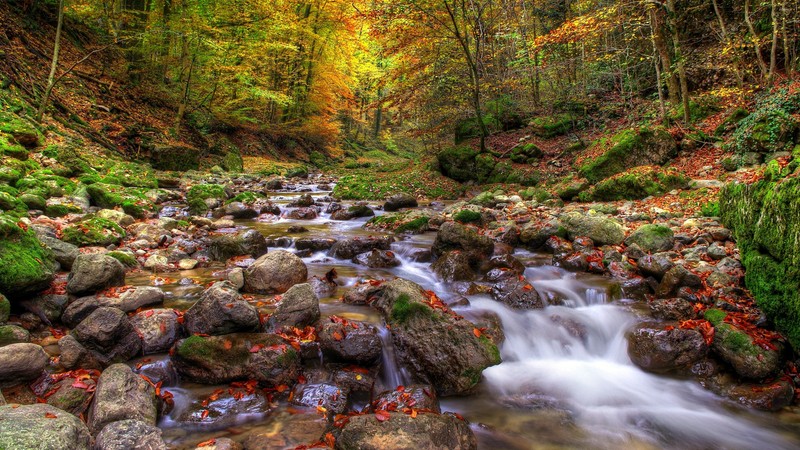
[
  {"left": 665, "top": 0, "right": 690, "bottom": 123},
  {"left": 174, "top": 54, "right": 196, "bottom": 132},
  {"left": 37, "top": 0, "right": 65, "bottom": 122},
  {"left": 745, "top": 0, "right": 769, "bottom": 79},
  {"left": 648, "top": 8, "right": 667, "bottom": 125},
  {"left": 651, "top": 5, "right": 679, "bottom": 105},
  {"left": 770, "top": 0, "right": 779, "bottom": 80}
]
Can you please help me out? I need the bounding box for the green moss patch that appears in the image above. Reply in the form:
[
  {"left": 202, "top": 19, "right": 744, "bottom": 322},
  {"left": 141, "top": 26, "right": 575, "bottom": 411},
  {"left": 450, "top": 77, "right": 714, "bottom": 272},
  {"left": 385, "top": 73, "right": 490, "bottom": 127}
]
[
  {"left": 581, "top": 167, "right": 688, "bottom": 201},
  {"left": 453, "top": 210, "right": 482, "bottom": 224},
  {"left": 390, "top": 294, "right": 436, "bottom": 324},
  {"left": 62, "top": 216, "right": 126, "bottom": 247},
  {"left": 579, "top": 127, "right": 677, "bottom": 183},
  {"left": 530, "top": 113, "right": 576, "bottom": 138},
  {"left": 187, "top": 184, "right": 227, "bottom": 214},
  {"left": 0, "top": 215, "right": 56, "bottom": 297}
]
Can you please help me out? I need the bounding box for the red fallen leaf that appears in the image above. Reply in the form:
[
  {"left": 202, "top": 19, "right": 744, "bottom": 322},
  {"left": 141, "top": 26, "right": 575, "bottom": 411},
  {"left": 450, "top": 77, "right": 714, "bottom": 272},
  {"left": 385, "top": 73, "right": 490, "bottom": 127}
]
[
  {"left": 522, "top": 284, "right": 533, "bottom": 291},
  {"left": 249, "top": 344, "right": 263, "bottom": 353},
  {"left": 72, "top": 380, "right": 90, "bottom": 389},
  {"left": 324, "top": 432, "right": 336, "bottom": 448},
  {"left": 275, "top": 384, "right": 289, "bottom": 393},
  {"left": 298, "top": 375, "right": 307, "bottom": 384},
  {"left": 332, "top": 331, "right": 343, "bottom": 341},
  {"left": 410, "top": 409, "right": 418, "bottom": 418},
  {"left": 664, "top": 326, "right": 675, "bottom": 331},
  {"left": 44, "top": 412, "right": 58, "bottom": 418},
  {"left": 290, "top": 341, "right": 301, "bottom": 351},
  {"left": 144, "top": 310, "right": 154, "bottom": 318},
  {"left": 375, "top": 410, "right": 391, "bottom": 422},
  {"left": 159, "top": 322, "right": 167, "bottom": 334},
  {"left": 200, "top": 410, "right": 209, "bottom": 420},
  {"left": 396, "top": 385, "right": 405, "bottom": 392},
  {"left": 223, "top": 340, "right": 233, "bottom": 350},
  {"left": 196, "top": 438, "right": 216, "bottom": 448},
  {"left": 225, "top": 303, "right": 235, "bottom": 308},
  {"left": 473, "top": 328, "right": 482, "bottom": 338}
]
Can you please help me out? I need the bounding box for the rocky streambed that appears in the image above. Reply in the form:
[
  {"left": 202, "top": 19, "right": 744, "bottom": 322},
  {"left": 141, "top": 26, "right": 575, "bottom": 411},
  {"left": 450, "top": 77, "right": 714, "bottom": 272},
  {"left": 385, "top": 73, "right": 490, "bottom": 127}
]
[{"left": 1, "top": 173, "right": 800, "bottom": 449}]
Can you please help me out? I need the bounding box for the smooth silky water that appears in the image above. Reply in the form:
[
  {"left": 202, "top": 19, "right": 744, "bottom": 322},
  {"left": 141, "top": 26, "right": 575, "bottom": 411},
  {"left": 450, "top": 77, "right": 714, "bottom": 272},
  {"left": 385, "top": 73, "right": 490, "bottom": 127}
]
[{"left": 127, "top": 183, "right": 800, "bottom": 449}]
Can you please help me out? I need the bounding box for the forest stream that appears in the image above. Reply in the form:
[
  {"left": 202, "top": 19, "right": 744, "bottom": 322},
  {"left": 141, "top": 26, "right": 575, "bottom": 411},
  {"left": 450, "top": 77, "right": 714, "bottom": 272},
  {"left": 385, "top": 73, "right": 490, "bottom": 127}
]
[{"left": 97, "top": 179, "right": 799, "bottom": 450}]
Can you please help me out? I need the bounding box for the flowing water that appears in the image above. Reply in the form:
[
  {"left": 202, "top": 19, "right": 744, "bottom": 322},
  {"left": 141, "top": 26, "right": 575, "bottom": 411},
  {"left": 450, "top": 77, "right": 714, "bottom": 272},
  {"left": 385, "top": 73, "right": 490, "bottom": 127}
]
[{"left": 131, "top": 180, "right": 800, "bottom": 449}]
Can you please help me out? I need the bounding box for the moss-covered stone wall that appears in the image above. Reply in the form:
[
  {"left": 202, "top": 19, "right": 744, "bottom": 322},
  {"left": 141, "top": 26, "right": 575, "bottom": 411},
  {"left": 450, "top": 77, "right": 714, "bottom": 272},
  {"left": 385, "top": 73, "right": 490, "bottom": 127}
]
[{"left": 720, "top": 177, "right": 800, "bottom": 350}]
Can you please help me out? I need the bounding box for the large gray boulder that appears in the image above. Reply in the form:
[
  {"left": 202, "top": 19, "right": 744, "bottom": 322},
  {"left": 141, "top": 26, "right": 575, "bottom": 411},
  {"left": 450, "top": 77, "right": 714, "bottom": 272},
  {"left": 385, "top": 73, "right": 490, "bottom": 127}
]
[
  {"left": 336, "top": 412, "right": 477, "bottom": 450},
  {"left": 266, "top": 283, "right": 320, "bottom": 331},
  {"left": 208, "top": 229, "right": 268, "bottom": 262},
  {"left": 0, "top": 404, "right": 91, "bottom": 450},
  {"left": 625, "top": 224, "right": 674, "bottom": 253},
  {"left": 243, "top": 250, "right": 308, "bottom": 294},
  {"left": 172, "top": 333, "right": 301, "bottom": 385},
  {"left": 0, "top": 343, "right": 49, "bottom": 386},
  {"left": 384, "top": 193, "right": 418, "bottom": 212},
  {"left": 93, "top": 419, "right": 166, "bottom": 450},
  {"left": 39, "top": 235, "right": 80, "bottom": 270},
  {"left": 431, "top": 222, "right": 493, "bottom": 262},
  {"left": 67, "top": 254, "right": 126, "bottom": 296},
  {"left": 100, "top": 287, "right": 164, "bottom": 312},
  {"left": 72, "top": 307, "right": 142, "bottom": 366},
  {"left": 372, "top": 279, "right": 501, "bottom": 395},
  {"left": 627, "top": 324, "right": 707, "bottom": 373},
  {"left": 559, "top": 211, "right": 624, "bottom": 246},
  {"left": 317, "top": 317, "right": 382, "bottom": 365},
  {"left": 328, "top": 236, "right": 394, "bottom": 260},
  {"left": 184, "top": 281, "right": 259, "bottom": 335},
  {"left": 130, "top": 309, "right": 182, "bottom": 355},
  {"left": 88, "top": 364, "right": 158, "bottom": 435}
]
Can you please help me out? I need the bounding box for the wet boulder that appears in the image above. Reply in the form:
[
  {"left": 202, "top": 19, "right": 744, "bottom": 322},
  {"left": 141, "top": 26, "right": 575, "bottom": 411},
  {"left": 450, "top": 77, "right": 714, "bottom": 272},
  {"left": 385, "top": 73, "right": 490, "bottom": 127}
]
[
  {"left": 708, "top": 310, "right": 783, "bottom": 380},
  {"left": 88, "top": 364, "right": 158, "bottom": 434},
  {"left": 384, "top": 193, "right": 418, "bottom": 212},
  {"left": 637, "top": 253, "right": 674, "bottom": 280},
  {"left": 649, "top": 298, "right": 695, "bottom": 321},
  {"left": 308, "top": 276, "right": 338, "bottom": 299},
  {"left": 45, "top": 377, "right": 96, "bottom": 416},
  {"left": 317, "top": 317, "right": 381, "bottom": 365},
  {"left": 431, "top": 250, "right": 475, "bottom": 282},
  {"left": 625, "top": 224, "right": 674, "bottom": 253},
  {"left": 336, "top": 411, "right": 477, "bottom": 450},
  {"left": 265, "top": 283, "right": 319, "bottom": 331},
  {"left": 627, "top": 324, "right": 708, "bottom": 373},
  {"left": 243, "top": 411, "right": 327, "bottom": 449},
  {"left": 431, "top": 222, "right": 493, "bottom": 262},
  {"left": 283, "top": 207, "right": 318, "bottom": 220},
  {"left": 0, "top": 324, "right": 30, "bottom": 346},
  {"left": 373, "top": 384, "right": 440, "bottom": 413},
  {"left": 72, "top": 307, "right": 142, "bottom": 366},
  {"left": 222, "top": 201, "right": 259, "bottom": 220},
  {"left": 39, "top": 235, "right": 79, "bottom": 270},
  {"left": 520, "top": 219, "right": 566, "bottom": 250},
  {"left": 0, "top": 343, "right": 49, "bottom": 386},
  {"left": 130, "top": 309, "right": 182, "bottom": 355},
  {"left": 208, "top": 229, "right": 268, "bottom": 262},
  {"left": 175, "top": 388, "right": 272, "bottom": 430},
  {"left": 724, "top": 380, "right": 795, "bottom": 412},
  {"left": 372, "top": 279, "right": 501, "bottom": 396},
  {"left": 491, "top": 276, "right": 544, "bottom": 310},
  {"left": 559, "top": 211, "right": 624, "bottom": 246},
  {"left": 329, "top": 236, "right": 394, "bottom": 260},
  {"left": 655, "top": 265, "right": 703, "bottom": 298},
  {"left": 243, "top": 250, "right": 308, "bottom": 294},
  {"left": 67, "top": 254, "right": 126, "bottom": 297},
  {"left": 99, "top": 286, "right": 164, "bottom": 313},
  {"left": 480, "top": 255, "right": 526, "bottom": 280},
  {"left": 290, "top": 383, "right": 348, "bottom": 415},
  {"left": 0, "top": 404, "right": 91, "bottom": 450},
  {"left": 19, "top": 293, "right": 69, "bottom": 325},
  {"left": 353, "top": 249, "right": 401, "bottom": 269},
  {"left": 172, "top": 333, "right": 301, "bottom": 385},
  {"left": 331, "top": 205, "right": 374, "bottom": 221},
  {"left": 62, "top": 296, "right": 103, "bottom": 328},
  {"left": 342, "top": 281, "right": 386, "bottom": 305},
  {"left": 184, "top": 282, "right": 259, "bottom": 336},
  {"left": 295, "top": 238, "right": 337, "bottom": 252},
  {"left": 58, "top": 335, "right": 104, "bottom": 370},
  {"left": 93, "top": 419, "right": 167, "bottom": 450}
]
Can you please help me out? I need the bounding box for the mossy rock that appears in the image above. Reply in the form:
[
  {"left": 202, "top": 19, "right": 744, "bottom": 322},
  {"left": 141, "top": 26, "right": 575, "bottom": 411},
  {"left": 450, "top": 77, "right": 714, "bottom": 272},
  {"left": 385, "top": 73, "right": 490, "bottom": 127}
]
[
  {"left": 55, "top": 145, "right": 94, "bottom": 176},
  {"left": 104, "top": 161, "right": 158, "bottom": 188},
  {"left": 0, "top": 215, "right": 57, "bottom": 298},
  {"left": 15, "top": 171, "right": 76, "bottom": 199},
  {"left": 579, "top": 127, "right": 677, "bottom": 183},
  {"left": 0, "top": 191, "right": 26, "bottom": 214},
  {"left": 44, "top": 201, "right": 83, "bottom": 218},
  {"left": 0, "top": 166, "right": 22, "bottom": 185},
  {"left": 227, "top": 192, "right": 265, "bottom": 205},
  {"left": 714, "top": 108, "right": 750, "bottom": 137},
  {"left": 585, "top": 167, "right": 688, "bottom": 201},
  {"left": 61, "top": 216, "right": 126, "bottom": 247},
  {"left": 519, "top": 187, "right": 554, "bottom": 203},
  {"left": 107, "top": 251, "right": 138, "bottom": 268},
  {"left": 285, "top": 166, "right": 309, "bottom": 179},
  {"left": 453, "top": 209, "right": 482, "bottom": 224},
  {"left": 85, "top": 183, "right": 154, "bottom": 218},
  {"left": 530, "top": 113, "right": 576, "bottom": 138},
  {"left": 0, "top": 111, "right": 41, "bottom": 148},
  {"left": 0, "top": 133, "right": 28, "bottom": 160},
  {"left": 720, "top": 177, "right": 800, "bottom": 350},
  {"left": 509, "top": 143, "right": 543, "bottom": 163},
  {"left": 0, "top": 293, "right": 10, "bottom": 323},
  {"left": 222, "top": 152, "right": 244, "bottom": 172},
  {"left": 186, "top": 184, "right": 227, "bottom": 215},
  {"left": 150, "top": 145, "right": 200, "bottom": 171},
  {"left": 625, "top": 224, "right": 674, "bottom": 253},
  {"left": 438, "top": 147, "right": 479, "bottom": 182}
]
